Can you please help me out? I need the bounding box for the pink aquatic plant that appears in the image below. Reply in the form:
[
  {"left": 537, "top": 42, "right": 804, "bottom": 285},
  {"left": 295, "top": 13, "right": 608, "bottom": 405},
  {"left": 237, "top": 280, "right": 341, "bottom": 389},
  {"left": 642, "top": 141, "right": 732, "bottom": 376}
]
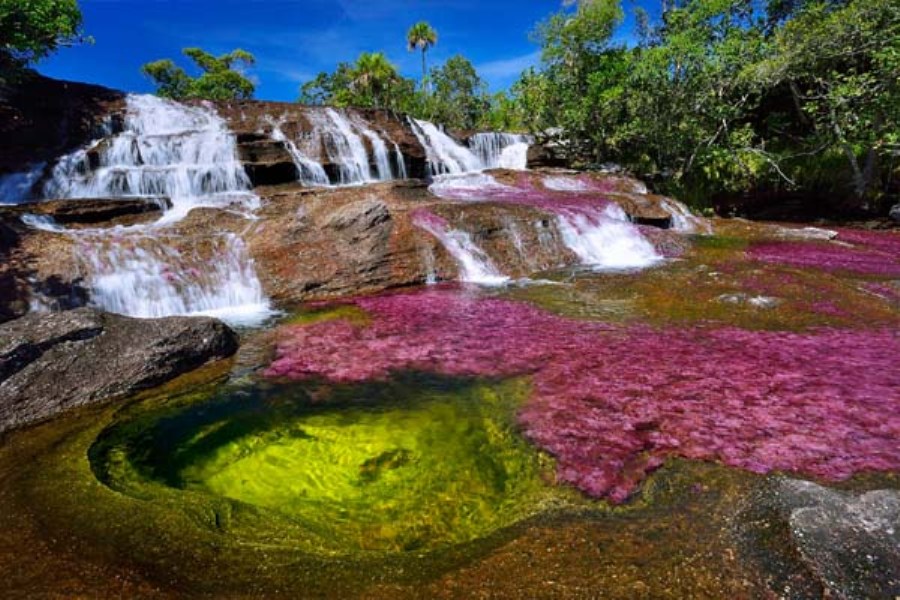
[
  {"left": 748, "top": 230, "right": 900, "bottom": 276},
  {"left": 266, "top": 289, "right": 900, "bottom": 503}
]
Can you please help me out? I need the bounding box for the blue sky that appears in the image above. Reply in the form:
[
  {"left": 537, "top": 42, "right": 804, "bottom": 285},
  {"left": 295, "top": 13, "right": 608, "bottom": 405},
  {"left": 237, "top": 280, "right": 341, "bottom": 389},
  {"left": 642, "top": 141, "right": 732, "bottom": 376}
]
[{"left": 39, "top": 0, "right": 644, "bottom": 102}]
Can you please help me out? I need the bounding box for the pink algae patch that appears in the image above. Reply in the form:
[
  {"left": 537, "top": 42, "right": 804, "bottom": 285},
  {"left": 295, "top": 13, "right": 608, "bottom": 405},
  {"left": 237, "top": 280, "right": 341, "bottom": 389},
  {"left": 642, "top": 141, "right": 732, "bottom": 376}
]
[
  {"left": 265, "top": 289, "right": 900, "bottom": 503},
  {"left": 748, "top": 230, "right": 900, "bottom": 276}
]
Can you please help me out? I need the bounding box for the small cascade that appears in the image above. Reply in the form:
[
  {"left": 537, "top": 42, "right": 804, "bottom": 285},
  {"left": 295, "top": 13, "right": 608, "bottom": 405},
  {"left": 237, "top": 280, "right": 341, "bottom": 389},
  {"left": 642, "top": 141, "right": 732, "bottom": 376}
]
[
  {"left": 556, "top": 205, "right": 662, "bottom": 270},
  {"left": 269, "top": 120, "right": 330, "bottom": 186},
  {"left": 22, "top": 94, "right": 274, "bottom": 327},
  {"left": 44, "top": 94, "right": 257, "bottom": 221},
  {"left": 393, "top": 143, "right": 408, "bottom": 180},
  {"left": 304, "top": 108, "right": 373, "bottom": 185},
  {"left": 0, "top": 163, "right": 45, "bottom": 204},
  {"left": 469, "top": 133, "right": 531, "bottom": 170},
  {"left": 409, "top": 119, "right": 483, "bottom": 176},
  {"left": 81, "top": 232, "right": 271, "bottom": 326},
  {"left": 660, "top": 197, "right": 713, "bottom": 234},
  {"left": 413, "top": 210, "right": 509, "bottom": 285},
  {"left": 349, "top": 114, "right": 394, "bottom": 181}
]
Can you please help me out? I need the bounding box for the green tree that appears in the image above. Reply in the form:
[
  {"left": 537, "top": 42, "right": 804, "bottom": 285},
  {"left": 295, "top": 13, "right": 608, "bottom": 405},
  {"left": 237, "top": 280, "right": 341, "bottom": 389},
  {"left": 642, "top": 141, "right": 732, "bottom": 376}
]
[
  {"left": 428, "top": 55, "right": 489, "bottom": 130},
  {"left": 407, "top": 21, "right": 438, "bottom": 91},
  {"left": 0, "top": 0, "right": 87, "bottom": 75},
  {"left": 141, "top": 48, "right": 256, "bottom": 101}
]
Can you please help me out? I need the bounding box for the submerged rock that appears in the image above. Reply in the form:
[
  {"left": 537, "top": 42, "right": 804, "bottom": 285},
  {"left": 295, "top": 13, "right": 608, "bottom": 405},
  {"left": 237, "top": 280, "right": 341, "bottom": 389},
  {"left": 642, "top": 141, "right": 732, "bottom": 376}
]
[
  {"left": 0, "top": 308, "right": 238, "bottom": 433},
  {"left": 772, "top": 478, "right": 900, "bottom": 599}
]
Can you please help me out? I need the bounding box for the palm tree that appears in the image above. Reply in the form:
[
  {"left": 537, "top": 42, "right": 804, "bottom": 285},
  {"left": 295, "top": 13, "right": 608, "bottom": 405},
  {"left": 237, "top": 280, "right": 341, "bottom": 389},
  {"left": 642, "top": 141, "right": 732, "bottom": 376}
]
[
  {"left": 406, "top": 21, "right": 438, "bottom": 91},
  {"left": 351, "top": 52, "right": 399, "bottom": 108}
]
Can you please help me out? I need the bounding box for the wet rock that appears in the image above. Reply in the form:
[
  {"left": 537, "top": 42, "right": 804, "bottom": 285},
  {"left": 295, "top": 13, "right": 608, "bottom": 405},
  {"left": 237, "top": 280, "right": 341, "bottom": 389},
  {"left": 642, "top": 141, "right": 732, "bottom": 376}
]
[
  {"left": 775, "top": 226, "right": 839, "bottom": 241},
  {"left": 890, "top": 203, "right": 900, "bottom": 223},
  {"left": 0, "top": 73, "right": 124, "bottom": 175},
  {"left": 526, "top": 144, "right": 568, "bottom": 169},
  {"left": 20, "top": 197, "right": 169, "bottom": 225},
  {"left": 773, "top": 478, "right": 900, "bottom": 600},
  {"left": 0, "top": 308, "right": 238, "bottom": 433},
  {"left": 716, "top": 293, "right": 782, "bottom": 309}
]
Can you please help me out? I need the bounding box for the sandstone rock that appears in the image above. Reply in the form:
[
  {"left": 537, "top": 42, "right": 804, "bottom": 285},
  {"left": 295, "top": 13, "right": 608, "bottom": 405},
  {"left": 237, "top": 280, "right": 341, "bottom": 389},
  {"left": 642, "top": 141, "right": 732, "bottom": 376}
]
[
  {"left": 775, "top": 226, "right": 839, "bottom": 241},
  {"left": 526, "top": 144, "right": 568, "bottom": 169},
  {"left": 22, "top": 197, "right": 169, "bottom": 225},
  {"left": 0, "top": 308, "right": 239, "bottom": 433}
]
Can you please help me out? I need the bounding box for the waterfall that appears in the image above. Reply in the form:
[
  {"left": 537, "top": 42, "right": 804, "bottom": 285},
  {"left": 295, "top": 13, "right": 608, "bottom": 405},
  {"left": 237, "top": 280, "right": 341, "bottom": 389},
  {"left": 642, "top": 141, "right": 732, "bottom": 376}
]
[
  {"left": 81, "top": 232, "right": 270, "bottom": 326},
  {"left": 660, "top": 197, "right": 713, "bottom": 234},
  {"left": 0, "top": 163, "right": 45, "bottom": 204},
  {"left": 24, "top": 94, "right": 273, "bottom": 327},
  {"left": 393, "top": 143, "right": 408, "bottom": 180},
  {"left": 409, "top": 119, "right": 483, "bottom": 176},
  {"left": 469, "top": 133, "right": 531, "bottom": 170},
  {"left": 556, "top": 205, "right": 662, "bottom": 270},
  {"left": 269, "top": 120, "right": 330, "bottom": 187},
  {"left": 413, "top": 210, "right": 509, "bottom": 286},
  {"left": 44, "top": 94, "right": 258, "bottom": 223}
]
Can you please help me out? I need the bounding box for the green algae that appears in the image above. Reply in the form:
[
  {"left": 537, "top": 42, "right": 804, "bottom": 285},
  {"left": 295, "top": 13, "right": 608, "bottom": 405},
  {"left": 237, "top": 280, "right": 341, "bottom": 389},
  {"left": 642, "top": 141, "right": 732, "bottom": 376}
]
[{"left": 88, "top": 373, "right": 562, "bottom": 555}]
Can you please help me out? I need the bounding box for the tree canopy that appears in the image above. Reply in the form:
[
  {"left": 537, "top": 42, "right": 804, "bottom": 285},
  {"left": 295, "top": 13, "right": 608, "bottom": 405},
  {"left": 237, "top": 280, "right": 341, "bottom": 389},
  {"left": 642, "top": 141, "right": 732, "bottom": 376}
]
[
  {"left": 141, "top": 48, "right": 256, "bottom": 101},
  {"left": 0, "top": 0, "right": 87, "bottom": 75}
]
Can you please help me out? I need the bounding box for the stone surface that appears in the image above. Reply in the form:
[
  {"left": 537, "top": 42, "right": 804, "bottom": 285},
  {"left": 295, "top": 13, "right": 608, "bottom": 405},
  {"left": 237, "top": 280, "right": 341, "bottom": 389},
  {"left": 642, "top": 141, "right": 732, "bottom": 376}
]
[
  {"left": 773, "top": 478, "right": 900, "bottom": 599},
  {"left": 0, "top": 308, "right": 238, "bottom": 433},
  {"left": 890, "top": 203, "right": 900, "bottom": 223},
  {"left": 526, "top": 144, "right": 568, "bottom": 169},
  {"left": 22, "top": 197, "right": 169, "bottom": 224}
]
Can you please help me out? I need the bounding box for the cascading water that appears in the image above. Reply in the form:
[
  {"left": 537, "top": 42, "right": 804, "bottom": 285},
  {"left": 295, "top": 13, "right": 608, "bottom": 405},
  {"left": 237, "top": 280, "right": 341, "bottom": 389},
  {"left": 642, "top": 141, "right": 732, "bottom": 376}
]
[
  {"left": 556, "top": 205, "right": 662, "bottom": 270},
  {"left": 413, "top": 210, "right": 509, "bottom": 286},
  {"left": 469, "top": 133, "right": 532, "bottom": 170},
  {"left": 0, "top": 163, "right": 45, "bottom": 204},
  {"left": 268, "top": 120, "right": 330, "bottom": 187},
  {"left": 26, "top": 94, "right": 273, "bottom": 326},
  {"left": 81, "top": 232, "right": 270, "bottom": 326},
  {"left": 44, "top": 94, "right": 258, "bottom": 223},
  {"left": 393, "top": 143, "right": 408, "bottom": 180},
  {"left": 409, "top": 119, "right": 483, "bottom": 176}
]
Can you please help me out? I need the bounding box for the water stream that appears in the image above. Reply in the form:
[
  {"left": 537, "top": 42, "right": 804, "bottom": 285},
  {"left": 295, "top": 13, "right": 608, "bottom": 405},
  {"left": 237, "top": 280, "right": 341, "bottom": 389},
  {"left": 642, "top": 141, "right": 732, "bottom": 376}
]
[{"left": 23, "top": 94, "right": 273, "bottom": 326}]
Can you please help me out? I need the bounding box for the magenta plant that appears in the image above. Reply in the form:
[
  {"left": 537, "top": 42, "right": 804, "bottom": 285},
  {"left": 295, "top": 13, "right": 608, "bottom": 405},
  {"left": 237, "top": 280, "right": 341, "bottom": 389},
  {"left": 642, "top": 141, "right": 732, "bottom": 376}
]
[{"left": 266, "top": 289, "right": 900, "bottom": 502}]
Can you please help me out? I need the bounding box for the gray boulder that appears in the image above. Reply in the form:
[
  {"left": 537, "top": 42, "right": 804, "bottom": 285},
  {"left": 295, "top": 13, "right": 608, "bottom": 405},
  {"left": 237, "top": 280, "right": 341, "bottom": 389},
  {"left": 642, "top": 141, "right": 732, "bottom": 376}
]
[
  {"left": 889, "top": 203, "right": 900, "bottom": 223},
  {"left": 773, "top": 478, "right": 900, "bottom": 599},
  {"left": 0, "top": 308, "right": 239, "bottom": 433}
]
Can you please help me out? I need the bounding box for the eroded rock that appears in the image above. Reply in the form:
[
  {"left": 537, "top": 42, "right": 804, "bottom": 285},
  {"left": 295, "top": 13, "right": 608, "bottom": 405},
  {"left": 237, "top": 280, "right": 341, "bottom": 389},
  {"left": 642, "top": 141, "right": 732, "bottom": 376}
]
[{"left": 0, "top": 308, "right": 238, "bottom": 433}]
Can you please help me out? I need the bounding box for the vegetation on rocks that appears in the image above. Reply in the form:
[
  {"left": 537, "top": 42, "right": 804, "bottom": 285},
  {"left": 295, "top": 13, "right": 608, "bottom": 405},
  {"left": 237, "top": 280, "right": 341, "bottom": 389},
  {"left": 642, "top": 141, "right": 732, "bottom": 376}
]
[{"left": 141, "top": 47, "right": 256, "bottom": 101}]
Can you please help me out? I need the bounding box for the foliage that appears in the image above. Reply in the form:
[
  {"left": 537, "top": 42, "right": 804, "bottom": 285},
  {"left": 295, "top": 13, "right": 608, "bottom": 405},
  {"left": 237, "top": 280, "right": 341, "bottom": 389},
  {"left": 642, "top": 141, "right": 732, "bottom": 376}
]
[
  {"left": 426, "top": 55, "right": 489, "bottom": 130},
  {"left": 407, "top": 21, "right": 438, "bottom": 90},
  {"left": 515, "top": 0, "right": 900, "bottom": 210},
  {"left": 0, "top": 0, "right": 87, "bottom": 76},
  {"left": 142, "top": 48, "right": 255, "bottom": 101}
]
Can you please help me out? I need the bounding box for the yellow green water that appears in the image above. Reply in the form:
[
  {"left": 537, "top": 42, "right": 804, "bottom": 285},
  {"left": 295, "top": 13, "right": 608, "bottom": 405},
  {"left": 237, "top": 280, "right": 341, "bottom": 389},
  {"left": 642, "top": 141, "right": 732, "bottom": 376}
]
[{"left": 89, "top": 374, "right": 558, "bottom": 554}]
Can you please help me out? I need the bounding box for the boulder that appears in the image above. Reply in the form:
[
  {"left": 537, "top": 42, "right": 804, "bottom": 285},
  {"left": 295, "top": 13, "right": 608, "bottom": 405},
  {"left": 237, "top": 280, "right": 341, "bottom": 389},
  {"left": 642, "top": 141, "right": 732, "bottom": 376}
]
[
  {"left": 0, "top": 308, "right": 239, "bottom": 433},
  {"left": 767, "top": 478, "right": 900, "bottom": 599}
]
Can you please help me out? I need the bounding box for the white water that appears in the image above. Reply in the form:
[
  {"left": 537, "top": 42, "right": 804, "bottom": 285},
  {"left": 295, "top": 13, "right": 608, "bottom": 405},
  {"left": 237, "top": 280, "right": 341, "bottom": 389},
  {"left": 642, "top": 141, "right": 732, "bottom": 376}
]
[
  {"left": 428, "top": 172, "right": 515, "bottom": 200},
  {"left": 557, "top": 205, "right": 662, "bottom": 270},
  {"left": 409, "top": 119, "right": 483, "bottom": 176},
  {"left": 44, "top": 94, "right": 258, "bottom": 223},
  {"left": 0, "top": 163, "right": 45, "bottom": 204},
  {"left": 414, "top": 213, "right": 509, "bottom": 285},
  {"left": 469, "top": 133, "right": 531, "bottom": 170},
  {"left": 26, "top": 94, "right": 273, "bottom": 326},
  {"left": 393, "top": 143, "right": 408, "bottom": 180},
  {"left": 269, "top": 119, "right": 330, "bottom": 186},
  {"left": 83, "top": 233, "right": 271, "bottom": 327},
  {"left": 660, "top": 197, "right": 713, "bottom": 234},
  {"left": 543, "top": 176, "right": 591, "bottom": 192}
]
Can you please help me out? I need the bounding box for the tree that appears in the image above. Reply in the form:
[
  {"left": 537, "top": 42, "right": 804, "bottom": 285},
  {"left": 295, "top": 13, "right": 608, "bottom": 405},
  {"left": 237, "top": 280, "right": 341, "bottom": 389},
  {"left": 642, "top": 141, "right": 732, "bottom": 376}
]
[
  {"left": 428, "top": 55, "right": 490, "bottom": 130},
  {"left": 0, "top": 0, "right": 87, "bottom": 75},
  {"left": 407, "top": 21, "right": 438, "bottom": 91},
  {"left": 141, "top": 48, "right": 256, "bottom": 101}
]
